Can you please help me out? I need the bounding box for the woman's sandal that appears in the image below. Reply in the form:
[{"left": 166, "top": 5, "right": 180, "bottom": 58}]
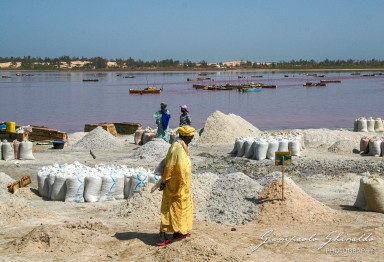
[{"left": 155, "top": 239, "right": 172, "bottom": 246}]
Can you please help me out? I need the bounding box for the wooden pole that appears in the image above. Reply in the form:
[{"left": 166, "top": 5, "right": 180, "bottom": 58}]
[{"left": 282, "top": 156, "right": 285, "bottom": 201}]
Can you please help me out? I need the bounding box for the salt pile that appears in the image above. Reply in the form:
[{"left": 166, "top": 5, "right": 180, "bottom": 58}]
[
  {"left": 71, "top": 126, "right": 123, "bottom": 150},
  {"left": 257, "top": 174, "right": 341, "bottom": 224},
  {"left": 197, "top": 111, "right": 261, "bottom": 144},
  {"left": 113, "top": 172, "right": 262, "bottom": 225},
  {"left": 328, "top": 139, "right": 357, "bottom": 154},
  {"left": 0, "top": 172, "right": 15, "bottom": 203},
  {"left": 206, "top": 172, "right": 262, "bottom": 224},
  {"left": 130, "top": 138, "right": 170, "bottom": 161}
]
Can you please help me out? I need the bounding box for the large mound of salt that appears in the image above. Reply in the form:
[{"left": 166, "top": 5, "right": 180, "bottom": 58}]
[
  {"left": 196, "top": 111, "right": 260, "bottom": 144},
  {"left": 130, "top": 138, "right": 170, "bottom": 161},
  {"left": 72, "top": 126, "right": 123, "bottom": 150},
  {"left": 257, "top": 175, "right": 341, "bottom": 224}
]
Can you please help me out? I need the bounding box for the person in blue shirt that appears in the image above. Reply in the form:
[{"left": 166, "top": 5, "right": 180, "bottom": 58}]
[{"left": 153, "top": 102, "right": 171, "bottom": 142}]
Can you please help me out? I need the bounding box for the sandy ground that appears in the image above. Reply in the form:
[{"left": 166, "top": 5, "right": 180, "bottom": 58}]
[{"left": 0, "top": 129, "right": 383, "bottom": 262}]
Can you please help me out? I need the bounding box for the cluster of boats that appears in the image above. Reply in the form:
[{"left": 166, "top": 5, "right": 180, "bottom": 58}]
[{"left": 192, "top": 82, "right": 276, "bottom": 92}]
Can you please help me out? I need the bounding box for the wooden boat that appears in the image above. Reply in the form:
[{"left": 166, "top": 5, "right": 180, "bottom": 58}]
[
  {"left": 255, "top": 83, "right": 277, "bottom": 88},
  {"left": 82, "top": 79, "right": 99, "bottom": 82},
  {"left": 1, "top": 76, "right": 11, "bottom": 78},
  {"left": 129, "top": 86, "right": 161, "bottom": 94},
  {"left": 123, "top": 75, "right": 135, "bottom": 78},
  {"left": 320, "top": 80, "right": 341, "bottom": 83},
  {"left": 192, "top": 84, "right": 206, "bottom": 89},
  {"left": 303, "top": 82, "right": 326, "bottom": 87},
  {"left": 251, "top": 75, "right": 263, "bottom": 78}
]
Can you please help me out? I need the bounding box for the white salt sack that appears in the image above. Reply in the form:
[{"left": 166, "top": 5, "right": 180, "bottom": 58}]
[
  {"left": 124, "top": 174, "right": 133, "bottom": 199},
  {"left": 254, "top": 140, "right": 268, "bottom": 160},
  {"left": 99, "top": 174, "right": 116, "bottom": 202},
  {"left": 50, "top": 173, "right": 67, "bottom": 201},
  {"left": 129, "top": 173, "right": 148, "bottom": 198},
  {"left": 65, "top": 174, "right": 85, "bottom": 203},
  {"left": 243, "top": 139, "right": 255, "bottom": 158},
  {"left": 367, "top": 117, "right": 375, "bottom": 132},
  {"left": 37, "top": 172, "right": 49, "bottom": 198},
  {"left": 18, "top": 141, "right": 35, "bottom": 160},
  {"left": 368, "top": 139, "right": 381, "bottom": 156},
  {"left": 357, "top": 118, "right": 368, "bottom": 132},
  {"left": 2, "top": 141, "right": 14, "bottom": 161},
  {"left": 353, "top": 176, "right": 368, "bottom": 210},
  {"left": 114, "top": 173, "right": 125, "bottom": 200},
  {"left": 84, "top": 175, "right": 102, "bottom": 202},
  {"left": 363, "top": 176, "right": 384, "bottom": 213},
  {"left": 266, "top": 140, "right": 279, "bottom": 160},
  {"left": 289, "top": 139, "right": 301, "bottom": 156}
]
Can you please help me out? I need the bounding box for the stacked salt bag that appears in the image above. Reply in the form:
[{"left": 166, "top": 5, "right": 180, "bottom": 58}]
[
  {"left": 231, "top": 132, "right": 303, "bottom": 161},
  {"left": 374, "top": 118, "right": 384, "bottom": 132},
  {"left": 367, "top": 117, "right": 375, "bottom": 132},
  {"left": 355, "top": 117, "right": 384, "bottom": 132},
  {"left": 354, "top": 173, "right": 384, "bottom": 213},
  {"left": 356, "top": 117, "right": 368, "bottom": 132},
  {"left": 368, "top": 139, "right": 381, "bottom": 157},
  {"left": 37, "top": 162, "right": 160, "bottom": 203}
]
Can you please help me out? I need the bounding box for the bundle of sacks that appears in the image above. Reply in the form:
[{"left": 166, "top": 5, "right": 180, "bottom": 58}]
[
  {"left": 1, "top": 140, "right": 35, "bottom": 161},
  {"left": 134, "top": 127, "right": 177, "bottom": 145},
  {"left": 354, "top": 173, "right": 384, "bottom": 213},
  {"left": 230, "top": 134, "right": 302, "bottom": 160},
  {"left": 359, "top": 137, "right": 384, "bottom": 156},
  {"left": 37, "top": 161, "right": 160, "bottom": 203},
  {"left": 354, "top": 117, "right": 384, "bottom": 132}
]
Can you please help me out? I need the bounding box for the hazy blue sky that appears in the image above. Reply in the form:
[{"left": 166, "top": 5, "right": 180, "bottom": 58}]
[{"left": 1, "top": 0, "right": 383, "bottom": 62}]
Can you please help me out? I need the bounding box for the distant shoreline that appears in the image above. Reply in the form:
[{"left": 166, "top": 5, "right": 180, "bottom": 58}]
[{"left": 1, "top": 68, "right": 384, "bottom": 73}]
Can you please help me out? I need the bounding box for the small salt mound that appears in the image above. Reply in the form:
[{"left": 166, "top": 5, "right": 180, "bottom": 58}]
[
  {"left": 197, "top": 111, "right": 260, "bottom": 144},
  {"left": 113, "top": 183, "right": 162, "bottom": 221},
  {"left": 257, "top": 176, "right": 341, "bottom": 225},
  {"left": 0, "top": 172, "right": 15, "bottom": 203},
  {"left": 130, "top": 138, "right": 170, "bottom": 161},
  {"left": 328, "top": 139, "right": 357, "bottom": 154},
  {"left": 206, "top": 172, "right": 262, "bottom": 225},
  {"left": 72, "top": 126, "right": 123, "bottom": 150}
]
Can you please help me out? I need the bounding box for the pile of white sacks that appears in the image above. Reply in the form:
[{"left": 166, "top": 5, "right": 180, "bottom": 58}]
[
  {"left": 37, "top": 161, "right": 160, "bottom": 203},
  {"left": 354, "top": 117, "right": 384, "bottom": 132},
  {"left": 1, "top": 140, "right": 35, "bottom": 161},
  {"left": 230, "top": 134, "right": 302, "bottom": 160},
  {"left": 360, "top": 137, "right": 384, "bottom": 157}
]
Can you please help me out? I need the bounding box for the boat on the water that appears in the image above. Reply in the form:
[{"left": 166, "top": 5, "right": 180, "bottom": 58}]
[
  {"left": 320, "top": 80, "right": 341, "bottom": 83},
  {"left": 240, "top": 87, "right": 262, "bottom": 93},
  {"left": 129, "top": 86, "right": 161, "bottom": 94},
  {"left": 82, "top": 79, "right": 99, "bottom": 82},
  {"left": 303, "top": 82, "right": 326, "bottom": 87}
]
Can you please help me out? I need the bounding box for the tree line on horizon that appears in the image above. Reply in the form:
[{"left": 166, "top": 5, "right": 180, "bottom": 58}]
[{"left": 1, "top": 56, "right": 384, "bottom": 70}]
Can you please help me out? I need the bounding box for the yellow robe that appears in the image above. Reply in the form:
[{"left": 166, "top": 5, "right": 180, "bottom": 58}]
[{"left": 160, "top": 139, "right": 193, "bottom": 234}]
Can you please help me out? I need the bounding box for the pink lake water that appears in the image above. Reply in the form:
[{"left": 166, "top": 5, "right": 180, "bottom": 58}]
[{"left": 1, "top": 71, "right": 383, "bottom": 133}]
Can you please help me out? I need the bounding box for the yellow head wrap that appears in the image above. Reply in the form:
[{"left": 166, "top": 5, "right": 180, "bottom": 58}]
[{"left": 178, "top": 125, "right": 195, "bottom": 136}]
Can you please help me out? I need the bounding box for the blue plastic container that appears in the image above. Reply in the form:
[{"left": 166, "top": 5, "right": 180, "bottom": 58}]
[{"left": 52, "top": 140, "right": 65, "bottom": 149}]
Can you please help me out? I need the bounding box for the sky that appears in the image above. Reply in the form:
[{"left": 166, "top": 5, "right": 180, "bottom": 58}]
[{"left": 1, "top": 0, "right": 383, "bottom": 63}]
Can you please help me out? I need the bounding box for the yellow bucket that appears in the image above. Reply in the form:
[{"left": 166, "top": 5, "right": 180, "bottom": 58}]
[{"left": 6, "top": 122, "right": 16, "bottom": 133}]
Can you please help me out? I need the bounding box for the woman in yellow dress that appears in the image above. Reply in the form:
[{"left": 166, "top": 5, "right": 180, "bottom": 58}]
[{"left": 156, "top": 125, "right": 195, "bottom": 246}]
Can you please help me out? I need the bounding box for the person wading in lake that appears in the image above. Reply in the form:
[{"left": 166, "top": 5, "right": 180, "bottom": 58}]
[
  {"left": 153, "top": 102, "right": 171, "bottom": 142},
  {"left": 155, "top": 125, "right": 195, "bottom": 246},
  {"left": 179, "top": 104, "right": 191, "bottom": 127}
]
